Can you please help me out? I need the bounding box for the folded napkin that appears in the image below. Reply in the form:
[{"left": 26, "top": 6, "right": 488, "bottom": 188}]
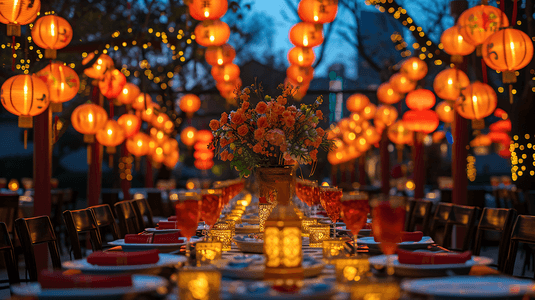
[
  {"left": 397, "top": 249, "right": 472, "bottom": 265},
  {"left": 168, "top": 216, "right": 177, "bottom": 221},
  {"left": 157, "top": 221, "right": 178, "bottom": 229},
  {"left": 124, "top": 232, "right": 183, "bottom": 244},
  {"left": 373, "top": 231, "right": 423, "bottom": 243},
  {"left": 86, "top": 249, "right": 160, "bottom": 266},
  {"left": 39, "top": 271, "right": 132, "bottom": 288}
]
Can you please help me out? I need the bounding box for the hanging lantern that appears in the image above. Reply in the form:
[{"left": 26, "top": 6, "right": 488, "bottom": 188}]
[
  {"left": 194, "top": 20, "right": 230, "bottom": 47},
  {"left": 363, "top": 127, "right": 381, "bottom": 144},
  {"left": 188, "top": 0, "right": 228, "bottom": 21},
  {"left": 374, "top": 105, "right": 398, "bottom": 127},
  {"left": 362, "top": 103, "right": 377, "bottom": 120},
  {"left": 117, "top": 114, "right": 141, "bottom": 138},
  {"left": 31, "top": 15, "right": 72, "bottom": 59},
  {"left": 355, "top": 136, "right": 370, "bottom": 153},
  {"left": 287, "top": 65, "right": 314, "bottom": 84},
  {"left": 432, "top": 131, "right": 446, "bottom": 143},
  {"left": 141, "top": 103, "right": 160, "bottom": 122},
  {"left": 96, "top": 119, "right": 126, "bottom": 167},
  {"left": 164, "top": 149, "right": 180, "bottom": 169},
  {"left": 82, "top": 53, "right": 114, "bottom": 80},
  {"left": 470, "top": 134, "right": 492, "bottom": 147},
  {"left": 221, "top": 88, "right": 239, "bottom": 103},
  {"left": 194, "top": 140, "right": 211, "bottom": 152},
  {"left": 284, "top": 78, "right": 310, "bottom": 97},
  {"left": 36, "top": 62, "right": 79, "bottom": 112},
  {"left": 162, "top": 138, "right": 179, "bottom": 155},
  {"left": 455, "top": 82, "right": 497, "bottom": 120},
  {"left": 289, "top": 22, "right": 323, "bottom": 48},
  {"left": 402, "top": 110, "right": 439, "bottom": 134},
  {"left": 377, "top": 82, "right": 403, "bottom": 104},
  {"left": 406, "top": 89, "right": 436, "bottom": 111},
  {"left": 389, "top": 73, "right": 417, "bottom": 94},
  {"left": 435, "top": 101, "right": 454, "bottom": 123},
  {"left": 152, "top": 145, "right": 166, "bottom": 164},
  {"left": 287, "top": 47, "right": 316, "bottom": 67},
  {"left": 498, "top": 142, "right": 511, "bottom": 160},
  {"left": 400, "top": 57, "right": 428, "bottom": 81},
  {"left": 350, "top": 112, "right": 363, "bottom": 124},
  {"left": 346, "top": 94, "right": 369, "bottom": 113},
  {"left": 342, "top": 130, "right": 357, "bottom": 145},
  {"left": 494, "top": 108, "right": 508, "bottom": 120},
  {"left": 205, "top": 44, "right": 236, "bottom": 66},
  {"left": 196, "top": 130, "right": 214, "bottom": 143},
  {"left": 0, "top": 0, "right": 40, "bottom": 36},
  {"left": 216, "top": 78, "right": 242, "bottom": 95},
  {"left": 440, "top": 26, "right": 476, "bottom": 57},
  {"left": 99, "top": 69, "right": 127, "bottom": 99},
  {"left": 488, "top": 131, "right": 510, "bottom": 143},
  {"left": 328, "top": 150, "right": 345, "bottom": 165},
  {"left": 150, "top": 128, "right": 169, "bottom": 145},
  {"left": 194, "top": 150, "right": 215, "bottom": 161},
  {"left": 297, "top": 0, "right": 338, "bottom": 24},
  {"left": 132, "top": 93, "right": 152, "bottom": 111},
  {"left": 126, "top": 132, "right": 150, "bottom": 157},
  {"left": 71, "top": 103, "right": 108, "bottom": 142},
  {"left": 194, "top": 159, "right": 214, "bottom": 170},
  {"left": 181, "top": 126, "right": 197, "bottom": 146},
  {"left": 151, "top": 113, "right": 170, "bottom": 130},
  {"left": 489, "top": 119, "right": 512, "bottom": 132},
  {"left": 211, "top": 63, "right": 240, "bottom": 82},
  {"left": 163, "top": 120, "right": 175, "bottom": 134},
  {"left": 433, "top": 68, "right": 470, "bottom": 101},
  {"left": 388, "top": 121, "right": 413, "bottom": 145},
  {"left": 115, "top": 83, "right": 140, "bottom": 106},
  {"left": 179, "top": 94, "right": 201, "bottom": 115},
  {"left": 457, "top": 5, "right": 509, "bottom": 47}
]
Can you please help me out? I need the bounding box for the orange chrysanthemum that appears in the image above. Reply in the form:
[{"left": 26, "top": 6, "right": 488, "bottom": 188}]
[
  {"left": 316, "top": 110, "right": 323, "bottom": 120},
  {"left": 230, "top": 111, "right": 245, "bottom": 125},
  {"left": 254, "top": 128, "right": 265, "bottom": 140},
  {"left": 209, "top": 119, "right": 220, "bottom": 131},
  {"left": 237, "top": 124, "right": 249, "bottom": 136},
  {"left": 253, "top": 143, "right": 263, "bottom": 153},
  {"left": 257, "top": 116, "right": 268, "bottom": 128},
  {"left": 220, "top": 112, "right": 228, "bottom": 125},
  {"left": 255, "top": 102, "right": 268, "bottom": 114}
]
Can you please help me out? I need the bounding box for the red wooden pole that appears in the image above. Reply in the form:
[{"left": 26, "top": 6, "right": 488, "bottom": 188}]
[
  {"left": 359, "top": 154, "right": 366, "bottom": 187},
  {"left": 145, "top": 158, "right": 153, "bottom": 188},
  {"left": 380, "top": 129, "right": 390, "bottom": 195},
  {"left": 413, "top": 132, "right": 425, "bottom": 199},
  {"left": 121, "top": 143, "right": 131, "bottom": 200},
  {"left": 87, "top": 91, "right": 103, "bottom": 206},
  {"left": 331, "top": 164, "right": 337, "bottom": 186}
]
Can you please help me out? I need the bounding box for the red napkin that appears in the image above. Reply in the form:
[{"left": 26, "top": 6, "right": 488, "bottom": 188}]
[
  {"left": 124, "top": 232, "right": 184, "bottom": 244},
  {"left": 157, "top": 221, "right": 178, "bottom": 229},
  {"left": 86, "top": 249, "right": 160, "bottom": 266},
  {"left": 168, "top": 216, "right": 177, "bottom": 221},
  {"left": 153, "top": 232, "right": 183, "bottom": 243},
  {"left": 39, "top": 271, "right": 132, "bottom": 288},
  {"left": 397, "top": 249, "right": 472, "bottom": 265},
  {"left": 373, "top": 231, "right": 423, "bottom": 243},
  {"left": 364, "top": 223, "right": 373, "bottom": 230},
  {"left": 124, "top": 233, "right": 154, "bottom": 244}
]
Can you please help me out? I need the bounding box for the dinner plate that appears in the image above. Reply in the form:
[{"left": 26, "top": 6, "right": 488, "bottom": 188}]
[
  {"left": 145, "top": 225, "right": 204, "bottom": 233},
  {"left": 369, "top": 254, "right": 493, "bottom": 277},
  {"left": 62, "top": 254, "right": 186, "bottom": 274},
  {"left": 10, "top": 275, "right": 167, "bottom": 300},
  {"left": 108, "top": 236, "right": 202, "bottom": 253},
  {"left": 401, "top": 276, "right": 535, "bottom": 299},
  {"left": 357, "top": 236, "right": 434, "bottom": 251},
  {"left": 233, "top": 234, "right": 264, "bottom": 253},
  {"left": 228, "top": 280, "right": 334, "bottom": 300},
  {"left": 235, "top": 223, "right": 260, "bottom": 234}
]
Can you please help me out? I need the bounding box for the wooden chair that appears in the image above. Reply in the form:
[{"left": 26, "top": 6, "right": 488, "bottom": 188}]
[
  {"left": 114, "top": 200, "right": 142, "bottom": 238},
  {"left": 504, "top": 215, "right": 535, "bottom": 277},
  {"left": 14, "top": 216, "right": 62, "bottom": 281},
  {"left": 404, "top": 199, "right": 416, "bottom": 232},
  {"left": 131, "top": 198, "right": 155, "bottom": 229},
  {"left": 443, "top": 204, "right": 479, "bottom": 251},
  {"left": 63, "top": 208, "right": 103, "bottom": 260},
  {"left": 472, "top": 207, "right": 517, "bottom": 272},
  {"left": 102, "top": 190, "right": 121, "bottom": 210},
  {"left": 429, "top": 202, "right": 453, "bottom": 247},
  {"left": 0, "top": 222, "right": 20, "bottom": 291},
  {"left": 89, "top": 204, "right": 120, "bottom": 246},
  {"left": 406, "top": 199, "right": 434, "bottom": 236},
  {"left": 147, "top": 191, "right": 167, "bottom": 217},
  {"left": 0, "top": 194, "right": 20, "bottom": 234}
]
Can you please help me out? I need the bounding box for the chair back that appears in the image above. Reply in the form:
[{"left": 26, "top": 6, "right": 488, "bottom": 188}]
[
  {"left": 407, "top": 199, "right": 434, "bottom": 235},
  {"left": 147, "top": 192, "right": 166, "bottom": 217},
  {"left": 89, "top": 204, "right": 120, "bottom": 243},
  {"left": 443, "top": 204, "right": 479, "bottom": 251},
  {"left": 505, "top": 215, "right": 535, "bottom": 276},
  {"left": 404, "top": 199, "right": 416, "bottom": 231},
  {"left": 63, "top": 209, "right": 103, "bottom": 259},
  {"left": 114, "top": 201, "right": 142, "bottom": 238},
  {"left": 0, "top": 195, "right": 20, "bottom": 234},
  {"left": 429, "top": 202, "right": 453, "bottom": 246},
  {"left": 131, "top": 198, "right": 155, "bottom": 228},
  {"left": 102, "top": 191, "right": 120, "bottom": 209},
  {"left": 0, "top": 222, "right": 20, "bottom": 288},
  {"left": 14, "top": 216, "right": 61, "bottom": 281}
]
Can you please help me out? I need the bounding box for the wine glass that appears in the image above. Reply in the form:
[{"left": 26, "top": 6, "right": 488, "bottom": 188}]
[
  {"left": 295, "top": 179, "right": 317, "bottom": 215},
  {"left": 319, "top": 186, "right": 342, "bottom": 238},
  {"left": 175, "top": 191, "right": 202, "bottom": 265},
  {"left": 340, "top": 191, "right": 370, "bottom": 255},
  {"left": 201, "top": 189, "right": 222, "bottom": 231},
  {"left": 370, "top": 195, "right": 406, "bottom": 275}
]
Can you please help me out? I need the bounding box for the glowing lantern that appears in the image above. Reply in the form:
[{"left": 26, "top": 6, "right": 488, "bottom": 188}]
[
  {"left": 188, "top": 0, "right": 228, "bottom": 21},
  {"left": 194, "top": 20, "right": 230, "bottom": 47},
  {"left": 151, "top": 113, "right": 170, "bottom": 130},
  {"left": 152, "top": 145, "right": 166, "bottom": 163},
  {"left": 482, "top": 28, "right": 534, "bottom": 77},
  {"left": 433, "top": 68, "right": 470, "bottom": 101},
  {"left": 457, "top": 5, "right": 509, "bottom": 46},
  {"left": 181, "top": 126, "right": 197, "bottom": 146},
  {"left": 375, "top": 105, "right": 398, "bottom": 127},
  {"left": 116, "top": 83, "right": 140, "bottom": 106},
  {"left": 389, "top": 73, "right": 417, "bottom": 94},
  {"left": 163, "top": 120, "right": 175, "bottom": 134},
  {"left": 96, "top": 119, "right": 126, "bottom": 158},
  {"left": 179, "top": 94, "right": 201, "bottom": 115},
  {"left": 195, "top": 159, "right": 214, "bottom": 170},
  {"left": 489, "top": 120, "right": 512, "bottom": 132},
  {"left": 363, "top": 127, "right": 381, "bottom": 144},
  {"left": 440, "top": 26, "right": 475, "bottom": 56},
  {"left": 117, "top": 114, "right": 141, "bottom": 138},
  {"left": 406, "top": 89, "right": 436, "bottom": 111},
  {"left": 150, "top": 128, "right": 169, "bottom": 145},
  {"left": 99, "top": 69, "right": 127, "bottom": 99},
  {"left": 355, "top": 136, "right": 370, "bottom": 153},
  {"left": 205, "top": 44, "right": 236, "bottom": 66},
  {"left": 488, "top": 131, "right": 510, "bottom": 143},
  {"left": 402, "top": 110, "right": 439, "bottom": 134},
  {"left": 164, "top": 149, "right": 180, "bottom": 169},
  {"left": 388, "top": 121, "right": 413, "bottom": 145},
  {"left": 288, "top": 47, "right": 316, "bottom": 67},
  {"left": 162, "top": 139, "right": 179, "bottom": 155},
  {"left": 216, "top": 78, "right": 242, "bottom": 95},
  {"left": 289, "top": 22, "right": 323, "bottom": 48},
  {"left": 82, "top": 53, "right": 114, "bottom": 80},
  {"left": 36, "top": 62, "right": 79, "bottom": 112},
  {"left": 287, "top": 65, "right": 314, "bottom": 84},
  {"left": 0, "top": 0, "right": 40, "bottom": 36},
  {"left": 346, "top": 94, "right": 369, "bottom": 113},
  {"left": 298, "top": 0, "right": 338, "bottom": 24},
  {"left": 71, "top": 103, "right": 108, "bottom": 143},
  {"left": 132, "top": 93, "right": 152, "bottom": 111},
  {"left": 435, "top": 101, "right": 454, "bottom": 123},
  {"left": 211, "top": 63, "right": 240, "bottom": 82},
  {"left": 455, "top": 82, "right": 497, "bottom": 120},
  {"left": 194, "top": 150, "right": 215, "bottom": 161},
  {"left": 494, "top": 108, "right": 508, "bottom": 120},
  {"left": 342, "top": 131, "right": 357, "bottom": 145},
  {"left": 126, "top": 132, "right": 150, "bottom": 157},
  {"left": 141, "top": 103, "right": 160, "bottom": 122},
  {"left": 362, "top": 103, "right": 377, "bottom": 120},
  {"left": 194, "top": 140, "right": 211, "bottom": 152},
  {"left": 400, "top": 57, "right": 428, "bottom": 81},
  {"left": 8, "top": 179, "right": 19, "bottom": 191},
  {"left": 377, "top": 82, "right": 403, "bottom": 104},
  {"left": 470, "top": 134, "right": 492, "bottom": 147},
  {"left": 432, "top": 131, "right": 446, "bottom": 143},
  {"left": 498, "top": 143, "right": 511, "bottom": 160},
  {"left": 350, "top": 113, "right": 363, "bottom": 124},
  {"left": 328, "top": 150, "right": 345, "bottom": 165},
  {"left": 31, "top": 15, "right": 72, "bottom": 59},
  {"left": 196, "top": 130, "right": 214, "bottom": 143}
]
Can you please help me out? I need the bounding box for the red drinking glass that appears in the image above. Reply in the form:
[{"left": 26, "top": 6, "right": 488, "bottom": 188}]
[
  {"left": 341, "top": 192, "right": 370, "bottom": 254},
  {"left": 175, "top": 191, "right": 202, "bottom": 263},
  {"left": 319, "top": 186, "right": 342, "bottom": 237},
  {"left": 201, "top": 189, "right": 222, "bottom": 228}
]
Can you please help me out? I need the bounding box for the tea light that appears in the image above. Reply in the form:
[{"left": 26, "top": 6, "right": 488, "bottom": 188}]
[
  {"left": 334, "top": 257, "right": 371, "bottom": 284},
  {"left": 226, "top": 213, "right": 242, "bottom": 224},
  {"left": 308, "top": 224, "right": 330, "bottom": 248},
  {"left": 350, "top": 278, "right": 400, "bottom": 300},
  {"left": 196, "top": 241, "right": 222, "bottom": 266},
  {"left": 178, "top": 268, "right": 221, "bottom": 300},
  {"left": 259, "top": 203, "right": 274, "bottom": 232},
  {"left": 301, "top": 218, "right": 317, "bottom": 237},
  {"left": 322, "top": 239, "right": 346, "bottom": 260},
  {"left": 209, "top": 229, "right": 232, "bottom": 251}
]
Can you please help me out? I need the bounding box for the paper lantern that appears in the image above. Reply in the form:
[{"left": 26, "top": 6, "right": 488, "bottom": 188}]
[
  {"left": 433, "top": 68, "right": 470, "bottom": 101},
  {"left": 179, "top": 94, "right": 201, "bottom": 114},
  {"left": 350, "top": 112, "right": 363, "bottom": 124},
  {"left": 498, "top": 143, "right": 511, "bottom": 160},
  {"left": 152, "top": 145, "right": 166, "bottom": 163},
  {"left": 151, "top": 113, "right": 170, "bottom": 130},
  {"left": 1, "top": 74, "right": 50, "bottom": 128},
  {"left": 287, "top": 65, "right": 314, "bottom": 84},
  {"left": 31, "top": 15, "right": 72, "bottom": 59},
  {"left": 116, "top": 83, "right": 140, "bottom": 105},
  {"left": 389, "top": 73, "right": 417, "bottom": 94},
  {"left": 457, "top": 5, "right": 509, "bottom": 46},
  {"left": 362, "top": 103, "right": 377, "bottom": 120},
  {"left": 355, "top": 136, "right": 370, "bottom": 152},
  {"left": 141, "top": 103, "right": 160, "bottom": 122},
  {"left": 402, "top": 110, "right": 439, "bottom": 134},
  {"left": 432, "top": 131, "right": 446, "bottom": 143},
  {"left": 489, "top": 120, "right": 511, "bottom": 132},
  {"left": 194, "top": 140, "right": 211, "bottom": 152},
  {"left": 188, "top": 0, "right": 228, "bottom": 21},
  {"left": 482, "top": 28, "right": 534, "bottom": 72},
  {"left": 150, "top": 128, "right": 169, "bottom": 145},
  {"left": 216, "top": 78, "right": 242, "bottom": 95},
  {"left": 71, "top": 103, "right": 108, "bottom": 142},
  {"left": 287, "top": 47, "right": 316, "bottom": 67},
  {"left": 162, "top": 138, "right": 179, "bottom": 154},
  {"left": 289, "top": 22, "right": 323, "bottom": 48},
  {"left": 205, "top": 44, "right": 235, "bottom": 66},
  {"left": 494, "top": 108, "right": 508, "bottom": 119},
  {"left": 194, "top": 20, "right": 230, "bottom": 47},
  {"left": 132, "top": 93, "right": 152, "bottom": 111},
  {"left": 342, "top": 130, "right": 357, "bottom": 145},
  {"left": 195, "top": 159, "right": 214, "bottom": 170},
  {"left": 406, "top": 89, "right": 436, "bottom": 111},
  {"left": 99, "top": 69, "right": 126, "bottom": 99},
  {"left": 181, "top": 126, "right": 197, "bottom": 146},
  {"left": 440, "top": 26, "right": 475, "bottom": 56},
  {"left": 328, "top": 150, "right": 346, "bottom": 165},
  {"left": 82, "top": 53, "right": 114, "bottom": 80},
  {"left": 0, "top": 0, "right": 40, "bottom": 36},
  {"left": 488, "top": 131, "right": 510, "bottom": 143},
  {"left": 194, "top": 150, "right": 215, "bottom": 161},
  {"left": 211, "top": 63, "right": 240, "bottom": 82},
  {"left": 435, "top": 101, "right": 454, "bottom": 123},
  {"left": 96, "top": 120, "right": 126, "bottom": 155},
  {"left": 164, "top": 149, "right": 180, "bottom": 169},
  {"left": 377, "top": 82, "right": 403, "bottom": 104},
  {"left": 363, "top": 127, "right": 381, "bottom": 144},
  {"left": 36, "top": 62, "right": 79, "bottom": 112},
  {"left": 470, "top": 134, "right": 492, "bottom": 147},
  {"left": 163, "top": 120, "right": 175, "bottom": 134},
  {"left": 400, "top": 57, "right": 428, "bottom": 81},
  {"left": 117, "top": 114, "right": 141, "bottom": 138},
  {"left": 375, "top": 105, "right": 398, "bottom": 127},
  {"left": 346, "top": 94, "right": 369, "bottom": 113},
  {"left": 197, "top": 130, "right": 214, "bottom": 143},
  {"left": 456, "top": 82, "right": 497, "bottom": 120},
  {"left": 388, "top": 121, "right": 413, "bottom": 145},
  {"left": 298, "top": 0, "right": 338, "bottom": 24},
  {"left": 126, "top": 132, "right": 150, "bottom": 157}
]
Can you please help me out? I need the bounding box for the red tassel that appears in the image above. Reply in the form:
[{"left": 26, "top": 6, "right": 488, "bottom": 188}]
[
  {"left": 109, "top": 102, "right": 114, "bottom": 118},
  {"left": 512, "top": 0, "right": 518, "bottom": 25}
]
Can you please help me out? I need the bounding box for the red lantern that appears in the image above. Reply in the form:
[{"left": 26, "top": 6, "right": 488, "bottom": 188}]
[
  {"left": 406, "top": 89, "right": 436, "bottom": 111},
  {"left": 116, "top": 83, "right": 140, "bottom": 106},
  {"left": 470, "top": 134, "right": 492, "bottom": 147},
  {"left": 164, "top": 149, "right": 180, "bottom": 169},
  {"left": 298, "top": 0, "right": 338, "bottom": 24},
  {"left": 389, "top": 73, "right": 417, "bottom": 94},
  {"left": 388, "top": 121, "right": 413, "bottom": 145},
  {"left": 362, "top": 103, "right": 377, "bottom": 120},
  {"left": 96, "top": 120, "right": 126, "bottom": 154},
  {"left": 489, "top": 120, "right": 512, "bottom": 132},
  {"left": 196, "top": 130, "right": 214, "bottom": 143},
  {"left": 195, "top": 159, "right": 214, "bottom": 170},
  {"left": 488, "top": 131, "right": 510, "bottom": 143},
  {"left": 194, "top": 20, "right": 230, "bottom": 47},
  {"left": 36, "top": 62, "right": 79, "bottom": 112},
  {"left": 494, "top": 108, "right": 508, "bottom": 119},
  {"left": 498, "top": 143, "right": 511, "bottom": 160},
  {"left": 289, "top": 22, "right": 323, "bottom": 48},
  {"left": 205, "top": 44, "right": 236, "bottom": 66},
  {"left": 179, "top": 94, "right": 201, "bottom": 114},
  {"left": 435, "top": 101, "right": 454, "bottom": 123},
  {"left": 181, "top": 126, "right": 197, "bottom": 146},
  {"left": 432, "top": 131, "right": 446, "bottom": 143},
  {"left": 346, "top": 94, "right": 370, "bottom": 113},
  {"left": 126, "top": 132, "right": 151, "bottom": 157},
  {"left": 433, "top": 68, "right": 470, "bottom": 101},
  {"left": 152, "top": 113, "right": 170, "bottom": 130},
  {"left": 374, "top": 105, "right": 398, "bottom": 127},
  {"left": 82, "top": 53, "right": 114, "bottom": 80},
  {"left": 31, "top": 15, "right": 72, "bottom": 59},
  {"left": 211, "top": 63, "right": 240, "bottom": 82},
  {"left": 355, "top": 136, "right": 370, "bottom": 153},
  {"left": 188, "top": 0, "right": 228, "bottom": 21},
  {"left": 284, "top": 78, "right": 310, "bottom": 98},
  {"left": 141, "top": 103, "right": 160, "bottom": 122},
  {"left": 194, "top": 150, "right": 215, "bottom": 161},
  {"left": 132, "top": 93, "right": 152, "bottom": 111},
  {"left": 455, "top": 82, "right": 497, "bottom": 120},
  {"left": 99, "top": 69, "right": 127, "bottom": 99},
  {"left": 457, "top": 5, "right": 509, "bottom": 46},
  {"left": 217, "top": 78, "right": 242, "bottom": 95},
  {"left": 117, "top": 114, "right": 141, "bottom": 138},
  {"left": 162, "top": 139, "right": 179, "bottom": 155},
  {"left": 71, "top": 103, "right": 108, "bottom": 142},
  {"left": 482, "top": 28, "right": 534, "bottom": 72},
  {"left": 377, "top": 82, "right": 403, "bottom": 104},
  {"left": 0, "top": 0, "right": 40, "bottom": 36},
  {"left": 164, "top": 120, "right": 175, "bottom": 134},
  {"left": 152, "top": 145, "right": 166, "bottom": 163},
  {"left": 440, "top": 26, "right": 475, "bottom": 56},
  {"left": 400, "top": 57, "right": 428, "bottom": 81},
  {"left": 363, "top": 127, "right": 381, "bottom": 144},
  {"left": 402, "top": 110, "right": 439, "bottom": 134},
  {"left": 287, "top": 47, "right": 316, "bottom": 67},
  {"left": 286, "top": 65, "right": 314, "bottom": 84}
]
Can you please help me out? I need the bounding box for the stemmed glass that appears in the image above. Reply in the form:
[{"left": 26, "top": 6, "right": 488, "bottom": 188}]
[
  {"left": 295, "top": 179, "right": 317, "bottom": 216},
  {"left": 201, "top": 189, "right": 222, "bottom": 232},
  {"left": 340, "top": 192, "right": 370, "bottom": 255},
  {"left": 175, "top": 191, "right": 202, "bottom": 265},
  {"left": 319, "top": 186, "right": 342, "bottom": 238}
]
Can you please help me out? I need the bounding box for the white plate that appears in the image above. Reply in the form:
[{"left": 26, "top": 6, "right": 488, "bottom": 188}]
[
  {"left": 228, "top": 280, "right": 334, "bottom": 300},
  {"left": 144, "top": 227, "right": 181, "bottom": 233},
  {"left": 401, "top": 276, "right": 535, "bottom": 299},
  {"left": 62, "top": 254, "right": 186, "bottom": 274},
  {"left": 219, "top": 255, "right": 324, "bottom": 280},
  {"left": 108, "top": 236, "right": 202, "bottom": 253},
  {"left": 369, "top": 254, "right": 493, "bottom": 277},
  {"left": 357, "top": 236, "right": 434, "bottom": 251},
  {"left": 11, "top": 275, "right": 167, "bottom": 300}
]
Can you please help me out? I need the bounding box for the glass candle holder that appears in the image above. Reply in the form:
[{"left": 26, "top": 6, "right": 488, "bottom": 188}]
[
  {"left": 196, "top": 241, "right": 222, "bottom": 266},
  {"left": 308, "top": 224, "right": 330, "bottom": 248},
  {"left": 259, "top": 203, "right": 274, "bottom": 232},
  {"left": 225, "top": 219, "right": 236, "bottom": 237},
  {"left": 334, "top": 257, "right": 371, "bottom": 284},
  {"left": 177, "top": 268, "right": 221, "bottom": 300},
  {"left": 209, "top": 229, "right": 232, "bottom": 251},
  {"left": 227, "top": 213, "right": 242, "bottom": 224},
  {"left": 349, "top": 278, "right": 400, "bottom": 300},
  {"left": 322, "top": 239, "right": 347, "bottom": 261},
  {"left": 301, "top": 218, "right": 318, "bottom": 237}
]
